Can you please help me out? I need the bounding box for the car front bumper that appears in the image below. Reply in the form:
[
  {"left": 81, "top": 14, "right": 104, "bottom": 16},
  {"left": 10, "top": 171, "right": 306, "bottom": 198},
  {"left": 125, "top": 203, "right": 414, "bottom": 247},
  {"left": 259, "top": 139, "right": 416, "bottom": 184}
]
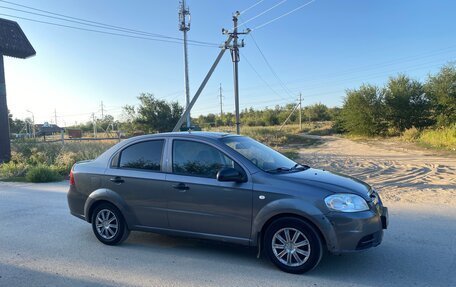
[{"left": 325, "top": 205, "right": 388, "bottom": 253}]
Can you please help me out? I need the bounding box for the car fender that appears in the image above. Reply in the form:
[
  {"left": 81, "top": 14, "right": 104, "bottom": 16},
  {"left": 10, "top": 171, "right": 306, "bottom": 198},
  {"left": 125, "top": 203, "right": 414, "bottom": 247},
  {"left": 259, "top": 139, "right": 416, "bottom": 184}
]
[
  {"left": 251, "top": 198, "right": 338, "bottom": 250},
  {"left": 84, "top": 188, "right": 135, "bottom": 227}
]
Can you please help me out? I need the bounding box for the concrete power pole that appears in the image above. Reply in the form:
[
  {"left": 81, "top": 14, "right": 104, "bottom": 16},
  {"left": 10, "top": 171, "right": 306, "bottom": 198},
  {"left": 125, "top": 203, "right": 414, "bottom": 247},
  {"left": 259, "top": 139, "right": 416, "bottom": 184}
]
[
  {"left": 54, "top": 109, "right": 58, "bottom": 126},
  {"left": 101, "top": 101, "right": 104, "bottom": 119},
  {"left": 299, "top": 93, "right": 302, "bottom": 131},
  {"left": 225, "top": 11, "right": 249, "bottom": 134},
  {"left": 179, "top": 0, "right": 191, "bottom": 129},
  {"left": 92, "top": 113, "right": 97, "bottom": 138},
  {"left": 218, "top": 83, "right": 223, "bottom": 117}
]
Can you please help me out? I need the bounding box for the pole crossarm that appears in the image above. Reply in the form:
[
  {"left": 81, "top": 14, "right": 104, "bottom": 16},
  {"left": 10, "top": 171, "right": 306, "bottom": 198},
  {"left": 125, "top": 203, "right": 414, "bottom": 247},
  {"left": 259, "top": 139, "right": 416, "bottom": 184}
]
[{"left": 172, "top": 35, "right": 233, "bottom": 132}]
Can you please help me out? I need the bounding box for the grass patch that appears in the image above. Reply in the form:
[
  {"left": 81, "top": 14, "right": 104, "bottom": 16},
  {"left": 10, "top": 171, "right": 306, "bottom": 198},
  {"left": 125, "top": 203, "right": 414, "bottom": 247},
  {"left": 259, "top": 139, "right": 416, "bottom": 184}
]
[
  {"left": 25, "top": 165, "right": 62, "bottom": 183},
  {"left": 416, "top": 125, "right": 456, "bottom": 150}
]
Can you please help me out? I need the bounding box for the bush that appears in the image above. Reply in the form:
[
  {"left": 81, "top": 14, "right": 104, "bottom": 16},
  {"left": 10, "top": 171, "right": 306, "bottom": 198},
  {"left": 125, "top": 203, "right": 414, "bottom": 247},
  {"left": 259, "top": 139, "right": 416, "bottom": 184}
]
[
  {"left": 418, "top": 125, "right": 456, "bottom": 150},
  {"left": 0, "top": 161, "right": 29, "bottom": 179},
  {"left": 401, "top": 127, "right": 421, "bottom": 142},
  {"left": 25, "top": 165, "right": 62, "bottom": 183}
]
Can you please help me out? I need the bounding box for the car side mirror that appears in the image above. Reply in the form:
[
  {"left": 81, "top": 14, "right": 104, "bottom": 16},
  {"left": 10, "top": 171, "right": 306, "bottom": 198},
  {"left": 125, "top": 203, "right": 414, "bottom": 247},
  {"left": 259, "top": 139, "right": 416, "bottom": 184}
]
[{"left": 216, "top": 167, "right": 246, "bottom": 183}]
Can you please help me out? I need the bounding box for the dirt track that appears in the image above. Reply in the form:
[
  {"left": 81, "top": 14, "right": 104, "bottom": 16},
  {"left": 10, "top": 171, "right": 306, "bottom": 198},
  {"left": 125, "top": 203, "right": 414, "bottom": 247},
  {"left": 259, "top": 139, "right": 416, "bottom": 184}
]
[{"left": 299, "top": 135, "right": 456, "bottom": 205}]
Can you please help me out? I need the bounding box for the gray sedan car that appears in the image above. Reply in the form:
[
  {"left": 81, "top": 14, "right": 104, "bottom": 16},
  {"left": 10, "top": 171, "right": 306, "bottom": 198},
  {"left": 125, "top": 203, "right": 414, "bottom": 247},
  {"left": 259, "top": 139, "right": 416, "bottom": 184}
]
[{"left": 67, "top": 132, "right": 388, "bottom": 274}]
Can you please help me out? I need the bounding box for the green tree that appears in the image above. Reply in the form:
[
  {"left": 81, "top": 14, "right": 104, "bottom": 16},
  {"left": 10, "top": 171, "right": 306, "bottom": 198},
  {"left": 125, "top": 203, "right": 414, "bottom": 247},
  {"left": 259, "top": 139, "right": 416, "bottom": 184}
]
[
  {"left": 340, "top": 85, "right": 387, "bottom": 136},
  {"left": 425, "top": 63, "right": 456, "bottom": 126},
  {"left": 122, "top": 93, "right": 184, "bottom": 134},
  {"left": 384, "top": 74, "right": 431, "bottom": 133},
  {"left": 304, "top": 103, "right": 331, "bottom": 121}
]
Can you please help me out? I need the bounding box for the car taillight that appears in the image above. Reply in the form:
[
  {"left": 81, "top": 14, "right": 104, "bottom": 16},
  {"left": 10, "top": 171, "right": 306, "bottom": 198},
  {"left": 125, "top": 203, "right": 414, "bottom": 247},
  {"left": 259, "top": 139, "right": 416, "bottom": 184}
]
[{"left": 69, "top": 169, "right": 75, "bottom": 186}]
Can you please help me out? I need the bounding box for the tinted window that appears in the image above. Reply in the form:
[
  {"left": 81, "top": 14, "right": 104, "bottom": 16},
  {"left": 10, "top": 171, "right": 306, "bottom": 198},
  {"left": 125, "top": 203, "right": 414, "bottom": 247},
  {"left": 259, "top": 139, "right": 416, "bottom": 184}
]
[
  {"left": 119, "top": 140, "right": 164, "bottom": 171},
  {"left": 173, "top": 140, "right": 234, "bottom": 178}
]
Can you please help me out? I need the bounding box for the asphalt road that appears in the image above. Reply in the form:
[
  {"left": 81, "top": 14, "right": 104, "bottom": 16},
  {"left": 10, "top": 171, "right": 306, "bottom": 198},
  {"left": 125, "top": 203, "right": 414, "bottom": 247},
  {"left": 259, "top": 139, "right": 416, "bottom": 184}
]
[{"left": 0, "top": 181, "right": 455, "bottom": 287}]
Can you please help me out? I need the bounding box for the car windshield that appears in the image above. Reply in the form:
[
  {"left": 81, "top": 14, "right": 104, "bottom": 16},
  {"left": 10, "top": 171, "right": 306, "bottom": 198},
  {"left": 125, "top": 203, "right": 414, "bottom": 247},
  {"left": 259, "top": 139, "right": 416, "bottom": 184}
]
[{"left": 221, "top": 136, "right": 308, "bottom": 173}]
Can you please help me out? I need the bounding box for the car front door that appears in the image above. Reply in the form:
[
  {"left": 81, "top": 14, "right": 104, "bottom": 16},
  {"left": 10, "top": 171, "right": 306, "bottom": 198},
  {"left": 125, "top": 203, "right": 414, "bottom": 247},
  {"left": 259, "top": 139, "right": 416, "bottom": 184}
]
[
  {"left": 104, "top": 139, "right": 169, "bottom": 228},
  {"left": 165, "top": 138, "right": 253, "bottom": 241}
]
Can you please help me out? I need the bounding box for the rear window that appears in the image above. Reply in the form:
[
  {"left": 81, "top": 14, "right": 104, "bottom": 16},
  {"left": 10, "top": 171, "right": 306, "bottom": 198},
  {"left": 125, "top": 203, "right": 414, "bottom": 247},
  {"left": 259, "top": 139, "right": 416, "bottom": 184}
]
[{"left": 119, "top": 140, "right": 164, "bottom": 171}]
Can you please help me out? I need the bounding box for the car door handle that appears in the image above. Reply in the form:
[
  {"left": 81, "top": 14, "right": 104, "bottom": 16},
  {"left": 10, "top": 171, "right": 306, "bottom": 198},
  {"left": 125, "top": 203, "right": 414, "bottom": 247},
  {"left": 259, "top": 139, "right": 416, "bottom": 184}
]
[
  {"left": 172, "top": 183, "right": 189, "bottom": 191},
  {"left": 110, "top": 176, "right": 124, "bottom": 184}
]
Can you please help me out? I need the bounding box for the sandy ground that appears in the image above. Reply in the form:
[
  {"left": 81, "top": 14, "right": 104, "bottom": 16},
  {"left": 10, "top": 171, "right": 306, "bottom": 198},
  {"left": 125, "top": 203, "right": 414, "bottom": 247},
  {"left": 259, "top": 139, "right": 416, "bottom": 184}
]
[{"left": 299, "top": 135, "right": 456, "bottom": 205}]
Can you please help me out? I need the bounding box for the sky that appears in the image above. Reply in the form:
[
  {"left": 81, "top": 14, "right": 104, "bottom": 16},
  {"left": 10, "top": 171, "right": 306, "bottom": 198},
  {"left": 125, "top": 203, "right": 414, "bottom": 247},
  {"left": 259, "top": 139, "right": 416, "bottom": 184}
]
[{"left": 2, "top": 0, "right": 456, "bottom": 126}]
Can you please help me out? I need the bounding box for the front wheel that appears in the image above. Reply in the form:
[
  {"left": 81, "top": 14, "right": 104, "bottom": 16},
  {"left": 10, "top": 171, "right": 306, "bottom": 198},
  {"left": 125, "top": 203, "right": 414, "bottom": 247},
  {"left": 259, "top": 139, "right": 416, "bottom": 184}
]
[
  {"left": 91, "top": 203, "right": 130, "bottom": 245},
  {"left": 264, "top": 217, "right": 323, "bottom": 274}
]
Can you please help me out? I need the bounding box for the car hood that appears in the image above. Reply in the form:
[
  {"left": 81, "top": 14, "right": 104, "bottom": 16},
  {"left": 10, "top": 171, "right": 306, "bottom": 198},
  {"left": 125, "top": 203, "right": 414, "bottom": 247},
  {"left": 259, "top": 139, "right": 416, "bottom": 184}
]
[{"left": 276, "top": 168, "right": 371, "bottom": 198}]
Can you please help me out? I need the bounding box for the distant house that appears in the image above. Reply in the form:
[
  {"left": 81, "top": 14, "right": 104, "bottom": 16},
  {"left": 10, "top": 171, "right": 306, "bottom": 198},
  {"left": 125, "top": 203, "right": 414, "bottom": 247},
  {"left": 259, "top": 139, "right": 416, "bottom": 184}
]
[{"left": 35, "top": 122, "right": 63, "bottom": 136}]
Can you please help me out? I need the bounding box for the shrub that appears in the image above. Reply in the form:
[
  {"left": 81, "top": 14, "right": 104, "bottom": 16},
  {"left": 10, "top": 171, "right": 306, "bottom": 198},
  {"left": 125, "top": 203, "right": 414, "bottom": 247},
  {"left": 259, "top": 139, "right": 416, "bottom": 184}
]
[
  {"left": 401, "top": 127, "right": 421, "bottom": 142},
  {"left": 418, "top": 125, "right": 456, "bottom": 150},
  {"left": 0, "top": 161, "right": 29, "bottom": 179},
  {"left": 25, "top": 165, "right": 62, "bottom": 183}
]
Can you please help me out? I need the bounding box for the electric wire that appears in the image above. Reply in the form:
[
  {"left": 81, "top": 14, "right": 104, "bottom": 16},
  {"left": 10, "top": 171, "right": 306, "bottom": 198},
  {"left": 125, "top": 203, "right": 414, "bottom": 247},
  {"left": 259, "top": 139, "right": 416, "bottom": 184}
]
[
  {"left": 239, "top": 0, "right": 267, "bottom": 15},
  {"left": 240, "top": 51, "right": 289, "bottom": 101},
  {"left": 251, "top": 0, "right": 316, "bottom": 31},
  {"left": 249, "top": 32, "right": 295, "bottom": 99},
  {"left": 0, "top": 13, "right": 216, "bottom": 47},
  {"left": 0, "top": 2, "right": 219, "bottom": 47},
  {"left": 237, "top": 0, "right": 287, "bottom": 28}
]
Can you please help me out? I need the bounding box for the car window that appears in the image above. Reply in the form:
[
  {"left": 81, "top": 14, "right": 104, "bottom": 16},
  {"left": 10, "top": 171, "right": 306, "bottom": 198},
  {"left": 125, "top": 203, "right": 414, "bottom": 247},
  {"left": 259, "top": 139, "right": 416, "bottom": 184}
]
[
  {"left": 173, "top": 140, "right": 235, "bottom": 178},
  {"left": 221, "top": 136, "right": 296, "bottom": 171},
  {"left": 119, "top": 140, "right": 164, "bottom": 171}
]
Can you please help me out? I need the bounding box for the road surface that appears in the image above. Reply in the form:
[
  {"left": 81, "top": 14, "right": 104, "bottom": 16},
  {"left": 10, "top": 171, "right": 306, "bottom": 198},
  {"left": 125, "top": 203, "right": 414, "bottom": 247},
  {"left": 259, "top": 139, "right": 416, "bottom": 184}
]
[{"left": 0, "top": 179, "right": 455, "bottom": 287}]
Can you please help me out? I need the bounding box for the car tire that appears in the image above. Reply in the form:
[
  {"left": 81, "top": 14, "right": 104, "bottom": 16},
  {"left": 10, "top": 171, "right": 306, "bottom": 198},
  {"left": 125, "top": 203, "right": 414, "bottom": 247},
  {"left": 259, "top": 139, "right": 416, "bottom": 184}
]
[
  {"left": 264, "top": 217, "right": 323, "bottom": 274},
  {"left": 91, "top": 203, "right": 130, "bottom": 245}
]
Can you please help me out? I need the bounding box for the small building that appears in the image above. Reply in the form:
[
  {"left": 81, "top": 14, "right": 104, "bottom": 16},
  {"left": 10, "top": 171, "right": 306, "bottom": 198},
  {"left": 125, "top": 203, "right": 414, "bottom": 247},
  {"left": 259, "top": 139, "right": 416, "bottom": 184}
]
[
  {"left": 66, "top": 128, "right": 82, "bottom": 138},
  {"left": 35, "top": 122, "right": 63, "bottom": 137}
]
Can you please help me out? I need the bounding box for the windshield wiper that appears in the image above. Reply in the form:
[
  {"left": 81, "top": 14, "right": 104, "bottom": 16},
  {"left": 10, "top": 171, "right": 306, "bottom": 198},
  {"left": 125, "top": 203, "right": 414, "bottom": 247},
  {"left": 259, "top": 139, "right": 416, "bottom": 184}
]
[
  {"left": 291, "top": 163, "right": 310, "bottom": 171},
  {"left": 266, "top": 167, "right": 292, "bottom": 173}
]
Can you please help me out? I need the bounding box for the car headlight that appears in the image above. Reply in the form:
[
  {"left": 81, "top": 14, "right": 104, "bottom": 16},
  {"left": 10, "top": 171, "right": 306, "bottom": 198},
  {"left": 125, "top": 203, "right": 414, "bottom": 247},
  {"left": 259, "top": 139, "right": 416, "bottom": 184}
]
[{"left": 324, "top": 194, "right": 369, "bottom": 212}]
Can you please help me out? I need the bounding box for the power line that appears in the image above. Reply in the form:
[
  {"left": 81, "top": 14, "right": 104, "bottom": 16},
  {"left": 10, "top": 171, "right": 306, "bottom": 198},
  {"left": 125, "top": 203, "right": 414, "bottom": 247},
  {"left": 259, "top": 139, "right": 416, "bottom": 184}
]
[
  {"left": 251, "top": 0, "right": 316, "bottom": 31},
  {"left": 237, "top": 0, "right": 287, "bottom": 28},
  {"left": 0, "top": 0, "right": 218, "bottom": 46},
  {"left": 240, "top": 51, "right": 288, "bottom": 101},
  {"left": 0, "top": 13, "right": 217, "bottom": 47},
  {"left": 249, "top": 32, "right": 295, "bottom": 98},
  {"left": 239, "top": 0, "right": 267, "bottom": 15}
]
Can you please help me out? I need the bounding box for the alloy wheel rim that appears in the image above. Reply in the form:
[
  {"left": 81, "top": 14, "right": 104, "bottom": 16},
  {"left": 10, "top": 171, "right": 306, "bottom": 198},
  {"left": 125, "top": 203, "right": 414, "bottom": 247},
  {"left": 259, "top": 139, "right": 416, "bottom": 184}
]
[
  {"left": 272, "top": 227, "right": 310, "bottom": 267},
  {"left": 95, "top": 209, "right": 118, "bottom": 240}
]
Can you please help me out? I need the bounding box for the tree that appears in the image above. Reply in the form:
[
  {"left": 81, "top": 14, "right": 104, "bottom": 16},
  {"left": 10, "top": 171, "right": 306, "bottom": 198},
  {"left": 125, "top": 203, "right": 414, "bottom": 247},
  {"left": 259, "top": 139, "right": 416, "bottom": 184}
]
[
  {"left": 425, "top": 63, "right": 456, "bottom": 126},
  {"left": 124, "top": 93, "right": 184, "bottom": 133},
  {"left": 384, "top": 74, "right": 431, "bottom": 133},
  {"left": 340, "top": 85, "right": 387, "bottom": 136},
  {"left": 304, "top": 103, "right": 331, "bottom": 121}
]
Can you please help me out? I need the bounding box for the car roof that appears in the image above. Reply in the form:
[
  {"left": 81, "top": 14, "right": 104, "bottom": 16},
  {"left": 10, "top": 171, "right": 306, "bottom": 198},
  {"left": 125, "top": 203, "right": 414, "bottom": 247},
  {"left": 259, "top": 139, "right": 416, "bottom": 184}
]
[{"left": 129, "top": 131, "right": 239, "bottom": 141}]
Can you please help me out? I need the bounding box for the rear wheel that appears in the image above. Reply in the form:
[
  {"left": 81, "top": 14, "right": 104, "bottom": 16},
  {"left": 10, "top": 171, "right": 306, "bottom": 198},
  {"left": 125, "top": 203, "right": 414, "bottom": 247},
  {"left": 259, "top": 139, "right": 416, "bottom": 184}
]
[
  {"left": 264, "top": 217, "right": 323, "bottom": 274},
  {"left": 91, "top": 203, "right": 130, "bottom": 245}
]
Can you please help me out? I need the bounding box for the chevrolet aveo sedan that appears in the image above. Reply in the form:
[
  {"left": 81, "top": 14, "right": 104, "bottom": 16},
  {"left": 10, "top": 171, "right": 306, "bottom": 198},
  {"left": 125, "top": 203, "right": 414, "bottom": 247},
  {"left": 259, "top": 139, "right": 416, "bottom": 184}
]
[{"left": 67, "top": 132, "right": 388, "bottom": 274}]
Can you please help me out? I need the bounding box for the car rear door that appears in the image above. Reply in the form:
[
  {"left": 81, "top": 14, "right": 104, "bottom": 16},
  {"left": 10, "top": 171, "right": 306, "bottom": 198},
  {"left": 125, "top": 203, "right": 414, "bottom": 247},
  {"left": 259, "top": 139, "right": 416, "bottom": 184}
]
[
  {"left": 104, "top": 138, "right": 169, "bottom": 228},
  {"left": 165, "top": 138, "right": 253, "bottom": 241}
]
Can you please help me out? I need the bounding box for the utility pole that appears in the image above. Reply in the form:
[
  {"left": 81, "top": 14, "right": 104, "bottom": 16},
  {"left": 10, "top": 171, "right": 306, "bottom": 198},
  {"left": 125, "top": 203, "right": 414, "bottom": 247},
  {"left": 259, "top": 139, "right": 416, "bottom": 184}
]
[
  {"left": 299, "top": 93, "right": 302, "bottom": 131},
  {"left": 54, "top": 109, "right": 58, "bottom": 126},
  {"left": 179, "top": 0, "right": 191, "bottom": 129},
  {"left": 224, "top": 11, "right": 250, "bottom": 134},
  {"left": 92, "top": 113, "right": 97, "bottom": 138},
  {"left": 172, "top": 35, "right": 234, "bottom": 132},
  {"left": 218, "top": 83, "right": 223, "bottom": 117},
  {"left": 101, "top": 101, "right": 104, "bottom": 119}
]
